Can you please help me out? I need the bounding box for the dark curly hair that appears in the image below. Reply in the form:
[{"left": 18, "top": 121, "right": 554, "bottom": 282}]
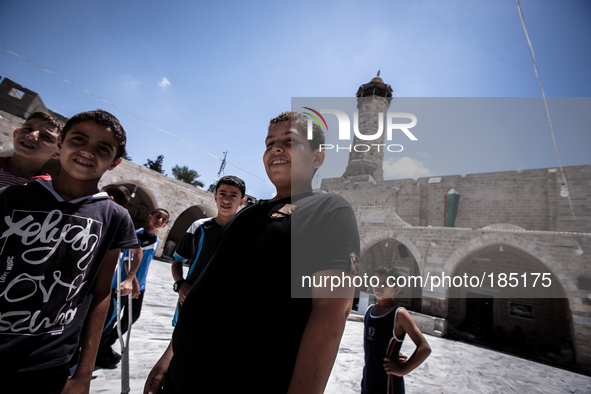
[
  {"left": 102, "top": 184, "right": 131, "bottom": 206},
  {"left": 61, "top": 109, "right": 127, "bottom": 159},
  {"left": 216, "top": 175, "right": 246, "bottom": 198}
]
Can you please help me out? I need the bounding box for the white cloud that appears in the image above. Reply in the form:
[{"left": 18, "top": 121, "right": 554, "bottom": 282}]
[
  {"left": 158, "top": 77, "right": 171, "bottom": 89},
  {"left": 122, "top": 75, "right": 140, "bottom": 89},
  {"left": 383, "top": 156, "right": 430, "bottom": 180}
]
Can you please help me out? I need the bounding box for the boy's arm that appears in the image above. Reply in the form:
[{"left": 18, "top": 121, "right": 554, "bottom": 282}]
[
  {"left": 383, "top": 308, "right": 431, "bottom": 377},
  {"left": 144, "top": 340, "right": 174, "bottom": 394},
  {"left": 171, "top": 258, "right": 191, "bottom": 304},
  {"left": 171, "top": 258, "right": 184, "bottom": 282},
  {"left": 61, "top": 248, "right": 121, "bottom": 394},
  {"left": 288, "top": 268, "right": 354, "bottom": 394},
  {"left": 120, "top": 247, "right": 143, "bottom": 297},
  {"left": 132, "top": 276, "right": 141, "bottom": 299}
]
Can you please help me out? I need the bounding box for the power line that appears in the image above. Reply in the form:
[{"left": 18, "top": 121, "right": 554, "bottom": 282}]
[
  {"left": 515, "top": 0, "right": 576, "bottom": 222},
  {"left": 0, "top": 45, "right": 269, "bottom": 184}
]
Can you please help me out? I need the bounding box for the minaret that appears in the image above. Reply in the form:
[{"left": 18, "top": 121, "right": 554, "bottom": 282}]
[{"left": 342, "top": 72, "right": 393, "bottom": 182}]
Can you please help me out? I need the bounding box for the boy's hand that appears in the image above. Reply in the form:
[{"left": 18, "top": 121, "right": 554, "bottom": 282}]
[
  {"left": 178, "top": 282, "right": 191, "bottom": 305},
  {"left": 61, "top": 375, "right": 91, "bottom": 394},
  {"left": 144, "top": 360, "right": 168, "bottom": 394},
  {"left": 120, "top": 277, "right": 134, "bottom": 297},
  {"left": 398, "top": 353, "right": 408, "bottom": 364},
  {"left": 144, "top": 341, "right": 173, "bottom": 394},
  {"left": 383, "top": 357, "right": 405, "bottom": 377}
]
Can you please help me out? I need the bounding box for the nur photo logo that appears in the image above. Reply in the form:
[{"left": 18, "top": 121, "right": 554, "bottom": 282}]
[{"left": 302, "top": 107, "right": 418, "bottom": 153}]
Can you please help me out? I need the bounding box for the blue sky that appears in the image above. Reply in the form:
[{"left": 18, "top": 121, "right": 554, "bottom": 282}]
[{"left": 1, "top": 0, "right": 590, "bottom": 199}]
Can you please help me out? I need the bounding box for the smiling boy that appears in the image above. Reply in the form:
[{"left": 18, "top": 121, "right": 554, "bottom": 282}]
[
  {"left": 171, "top": 175, "right": 245, "bottom": 322},
  {"left": 0, "top": 112, "right": 63, "bottom": 187},
  {"left": 141, "top": 177, "right": 245, "bottom": 380},
  {"left": 145, "top": 112, "right": 359, "bottom": 394},
  {"left": 0, "top": 109, "right": 137, "bottom": 393},
  {"left": 362, "top": 266, "right": 431, "bottom": 394}
]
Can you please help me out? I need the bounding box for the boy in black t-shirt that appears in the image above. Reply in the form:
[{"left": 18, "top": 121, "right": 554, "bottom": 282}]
[
  {"left": 145, "top": 112, "right": 359, "bottom": 394},
  {"left": 0, "top": 109, "right": 137, "bottom": 393},
  {"left": 171, "top": 175, "right": 245, "bottom": 326}
]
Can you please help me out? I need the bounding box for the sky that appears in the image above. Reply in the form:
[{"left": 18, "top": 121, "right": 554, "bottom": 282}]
[{"left": 1, "top": 0, "right": 590, "bottom": 199}]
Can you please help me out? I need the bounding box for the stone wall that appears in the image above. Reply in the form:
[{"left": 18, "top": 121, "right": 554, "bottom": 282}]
[
  {"left": 322, "top": 165, "right": 591, "bottom": 233},
  {"left": 323, "top": 163, "right": 591, "bottom": 372},
  {"left": 351, "top": 223, "right": 591, "bottom": 372},
  {"left": 0, "top": 110, "right": 23, "bottom": 152},
  {"left": 98, "top": 159, "right": 217, "bottom": 257},
  {"left": 0, "top": 78, "right": 47, "bottom": 119}
]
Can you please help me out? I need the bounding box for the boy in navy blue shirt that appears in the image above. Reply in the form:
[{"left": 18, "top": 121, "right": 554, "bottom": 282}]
[{"left": 362, "top": 266, "right": 431, "bottom": 394}]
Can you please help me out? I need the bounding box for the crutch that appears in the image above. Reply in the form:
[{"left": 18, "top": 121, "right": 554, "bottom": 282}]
[{"left": 116, "top": 250, "right": 133, "bottom": 394}]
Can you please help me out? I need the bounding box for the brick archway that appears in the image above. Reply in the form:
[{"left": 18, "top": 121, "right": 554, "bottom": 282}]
[
  {"left": 441, "top": 232, "right": 577, "bottom": 298},
  {"left": 360, "top": 229, "right": 423, "bottom": 274},
  {"left": 99, "top": 176, "right": 163, "bottom": 210}
]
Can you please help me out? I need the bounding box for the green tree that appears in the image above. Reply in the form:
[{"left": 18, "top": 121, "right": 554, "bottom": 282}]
[
  {"left": 144, "top": 155, "right": 165, "bottom": 174},
  {"left": 172, "top": 165, "right": 204, "bottom": 188}
]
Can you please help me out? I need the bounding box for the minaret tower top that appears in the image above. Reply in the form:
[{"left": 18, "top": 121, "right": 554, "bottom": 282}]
[
  {"left": 341, "top": 72, "right": 393, "bottom": 182},
  {"left": 355, "top": 70, "right": 393, "bottom": 99}
]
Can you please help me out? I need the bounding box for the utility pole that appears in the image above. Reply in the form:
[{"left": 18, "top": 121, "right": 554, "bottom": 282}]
[
  {"left": 215, "top": 151, "right": 228, "bottom": 182},
  {"left": 209, "top": 152, "right": 228, "bottom": 192}
]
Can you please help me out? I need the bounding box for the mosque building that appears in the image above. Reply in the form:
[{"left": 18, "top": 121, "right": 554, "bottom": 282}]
[
  {"left": 1, "top": 75, "right": 590, "bottom": 373},
  {"left": 318, "top": 74, "right": 591, "bottom": 373}
]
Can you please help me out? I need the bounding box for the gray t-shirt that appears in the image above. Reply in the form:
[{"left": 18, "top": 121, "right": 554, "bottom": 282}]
[
  {"left": 0, "top": 179, "right": 137, "bottom": 372},
  {"left": 169, "top": 192, "right": 360, "bottom": 392}
]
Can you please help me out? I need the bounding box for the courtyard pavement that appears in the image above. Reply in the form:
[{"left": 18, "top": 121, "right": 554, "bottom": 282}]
[{"left": 88, "top": 259, "right": 591, "bottom": 393}]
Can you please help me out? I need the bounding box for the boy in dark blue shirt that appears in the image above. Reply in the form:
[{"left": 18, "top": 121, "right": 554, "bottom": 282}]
[{"left": 362, "top": 266, "right": 431, "bottom": 394}]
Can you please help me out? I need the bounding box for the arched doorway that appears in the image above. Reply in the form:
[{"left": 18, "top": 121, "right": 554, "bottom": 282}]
[
  {"left": 102, "top": 182, "right": 158, "bottom": 230},
  {"left": 163, "top": 205, "right": 217, "bottom": 259},
  {"left": 447, "top": 243, "right": 572, "bottom": 366},
  {"left": 360, "top": 238, "right": 422, "bottom": 313}
]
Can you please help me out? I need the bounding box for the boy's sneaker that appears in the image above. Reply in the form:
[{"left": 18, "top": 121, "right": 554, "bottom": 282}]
[{"left": 95, "top": 347, "right": 122, "bottom": 369}]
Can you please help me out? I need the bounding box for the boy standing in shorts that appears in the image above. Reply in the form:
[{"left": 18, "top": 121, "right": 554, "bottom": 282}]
[{"left": 362, "top": 266, "right": 431, "bottom": 394}]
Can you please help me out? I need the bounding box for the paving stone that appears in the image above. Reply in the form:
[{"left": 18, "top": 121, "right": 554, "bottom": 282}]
[{"left": 89, "top": 259, "right": 591, "bottom": 393}]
